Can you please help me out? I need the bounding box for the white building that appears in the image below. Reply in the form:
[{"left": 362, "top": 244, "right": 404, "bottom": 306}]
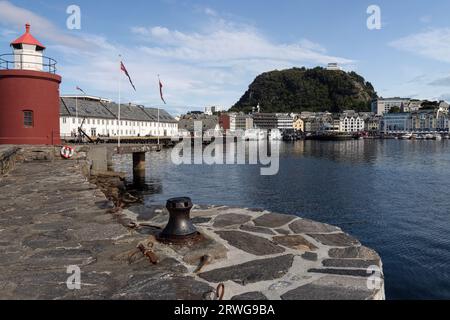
[
  {"left": 326, "top": 63, "right": 342, "bottom": 71},
  {"left": 59, "top": 96, "right": 178, "bottom": 139},
  {"left": 252, "top": 113, "right": 293, "bottom": 130},
  {"left": 204, "top": 106, "right": 222, "bottom": 116},
  {"left": 336, "top": 115, "right": 365, "bottom": 133},
  {"left": 372, "top": 98, "right": 411, "bottom": 115}
]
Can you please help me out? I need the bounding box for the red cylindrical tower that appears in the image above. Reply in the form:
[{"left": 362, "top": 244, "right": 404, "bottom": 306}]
[{"left": 0, "top": 24, "right": 62, "bottom": 145}]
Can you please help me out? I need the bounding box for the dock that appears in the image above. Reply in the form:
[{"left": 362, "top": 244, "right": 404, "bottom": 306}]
[{"left": 0, "top": 146, "right": 385, "bottom": 300}]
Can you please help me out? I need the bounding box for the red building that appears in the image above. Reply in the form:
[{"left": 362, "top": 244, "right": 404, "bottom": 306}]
[
  {"left": 219, "top": 114, "right": 230, "bottom": 131},
  {"left": 0, "top": 24, "right": 62, "bottom": 145}
]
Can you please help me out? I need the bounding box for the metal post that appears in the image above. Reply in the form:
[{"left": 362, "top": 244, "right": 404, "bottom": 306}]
[
  {"left": 158, "top": 106, "right": 160, "bottom": 145},
  {"left": 118, "top": 55, "right": 122, "bottom": 149},
  {"left": 157, "top": 197, "right": 198, "bottom": 243},
  {"left": 132, "top": 151, "right": 146, "bottom": 187}
]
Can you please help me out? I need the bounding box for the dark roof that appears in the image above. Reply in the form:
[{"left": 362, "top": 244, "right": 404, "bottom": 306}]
[
  {"left": 61, "top": 97, "right": 115, "bottom": 119},
  {"left": 60, "top": 97, "right": 177, "bottom": 123},
  {"left": 178, "top": 116, "right": 218, "bottom": 132}
]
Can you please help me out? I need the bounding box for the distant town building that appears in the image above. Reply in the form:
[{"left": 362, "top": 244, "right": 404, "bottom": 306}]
[
  {"left": 372, "top": 98, "right": 411, "bottom": 115},
  {"left": 204, "top": 106, "right": 222, "bottom": 116},
  {"left": 336, "top": 114, "right": 365, "bottom": 133},
  {"left": 381, "top": 113, "right": 412, "bottom": 133},
  {"left": 402, "top": 100, "right": 422, "bottom": 112},
  {"left": 219, "top": 114, "right": 230, "bottom": 131},
  {"left": 178, "top": 113, "right": 219, "bottom": 137},
  {"left": 365, "top": 115, "right": 382, "bottom": 133},
  {"left": 293, "top": 117, "right": 304, "bottom": 132},
  {"left": 326, "top": 63, "right": 342, "bottom": 71},
  {"left": 229, "top": 113, "right": 253, "bottom": 131},
  {"left": 252, "top": 113, "right": 293, "bottom": 130},
  {"left": 59, "top": 96, "right": 178, "bottom": 138}
]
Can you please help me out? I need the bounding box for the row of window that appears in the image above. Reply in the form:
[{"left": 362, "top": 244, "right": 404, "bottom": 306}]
[
  {"left": 87, "top": 128, "right": 172, "bottom": 136},
  {"left": 62, "top": 117, "right": 176, "bottom": 128}
]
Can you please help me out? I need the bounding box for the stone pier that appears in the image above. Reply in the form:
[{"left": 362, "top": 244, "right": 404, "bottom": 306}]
[{"left": 0, "top": 154, "right": 384, "bottom": 300}]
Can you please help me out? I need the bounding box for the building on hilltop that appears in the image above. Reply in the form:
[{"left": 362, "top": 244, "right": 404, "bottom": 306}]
[
  {"left": 326, "top": 63, "right": 342, "bottom": 71},
  {"left": 60, "top": 96, "right": 178, "bottom": 138}
]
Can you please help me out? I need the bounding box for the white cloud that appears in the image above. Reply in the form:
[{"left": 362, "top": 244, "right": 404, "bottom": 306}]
[
  {"left": 132, "top": 24, "right": 351, "bottom": 67},
  {"left": 0, "top": 0, "right": 91, "bottom": 50},
  {"left": 390, "top": 28, "right": 450, "bottom": 63},
  {"left": 204, "top": 7, "right": 218, "bottom": 17},
  {"left": 0, "top": 1, "right": 354, "bottom": 113}
]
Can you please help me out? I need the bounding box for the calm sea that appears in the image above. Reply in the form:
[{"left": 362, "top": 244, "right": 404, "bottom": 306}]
[{"left": 113, "top": 139, "right": 450, "bottom": 299}]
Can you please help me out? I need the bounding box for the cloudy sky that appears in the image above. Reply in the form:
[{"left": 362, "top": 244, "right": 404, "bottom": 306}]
[{"left": 1, "top": 0, "right": 450, "bottom": 115}]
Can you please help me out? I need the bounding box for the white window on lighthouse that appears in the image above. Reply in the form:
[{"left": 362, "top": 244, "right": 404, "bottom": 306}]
[{"left": 10, "top": 24, "right": 46, "bottom": 72}]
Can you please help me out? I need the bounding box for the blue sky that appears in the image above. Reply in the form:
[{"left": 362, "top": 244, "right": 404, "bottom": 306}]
[{"left": 2, "top": 0, "right": 450, "bottom": 115}]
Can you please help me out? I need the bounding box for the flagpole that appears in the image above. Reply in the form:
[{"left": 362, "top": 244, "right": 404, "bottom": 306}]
[
  {"left": 75, "top": 95, "right": 78, "bottom": 136},
  {"left": 118, "top": 55, "right": 122, "bottom": 149},
  {"left": 157, "top": 75, "right": 160, "bottom": 145}
]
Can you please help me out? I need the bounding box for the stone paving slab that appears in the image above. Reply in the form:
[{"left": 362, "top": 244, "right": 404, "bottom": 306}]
[{"left": 0, "top": 160, "right": 385, "bottom": 300}]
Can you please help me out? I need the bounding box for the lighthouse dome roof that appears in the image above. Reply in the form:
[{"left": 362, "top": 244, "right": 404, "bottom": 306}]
[{"left": 11, "top": 24, "right": 46, "bottom": 50}]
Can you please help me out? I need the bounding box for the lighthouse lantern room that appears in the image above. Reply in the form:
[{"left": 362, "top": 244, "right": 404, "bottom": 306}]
[
  {"left": 10, "top": 24, "right": 47, "bottom": 72},
  {"left": 0, "top": 24, "right": 62, "bottom": 145}
]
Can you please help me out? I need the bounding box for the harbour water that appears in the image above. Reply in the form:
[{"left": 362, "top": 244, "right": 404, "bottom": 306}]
[{"left": 113, "top": 139, "right": 450, "bottom": 300}]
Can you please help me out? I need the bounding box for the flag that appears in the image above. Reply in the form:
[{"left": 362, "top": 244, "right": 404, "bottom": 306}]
[
  {"left": 120, "top": 61, "right": 136, "bottom": 91},
  {"left": 158, "top": 76, "right": 166, "bottom": 104},
  {"left": 76, "top": 86, "right": 86, "bottom": 94}
]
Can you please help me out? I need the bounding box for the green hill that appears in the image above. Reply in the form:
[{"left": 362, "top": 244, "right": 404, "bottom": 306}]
[{"left": 230, "top": 67, "right": 377, "bottom": 113}]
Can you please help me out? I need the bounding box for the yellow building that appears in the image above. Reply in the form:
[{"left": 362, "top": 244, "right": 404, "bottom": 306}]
[{"left": 293, "top": 117, "right": 304, "bottom": 132}]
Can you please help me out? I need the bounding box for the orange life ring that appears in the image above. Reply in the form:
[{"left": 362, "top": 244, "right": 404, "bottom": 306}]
[{"left": 60, "top": 146, "right": 75, "bottom": 159}]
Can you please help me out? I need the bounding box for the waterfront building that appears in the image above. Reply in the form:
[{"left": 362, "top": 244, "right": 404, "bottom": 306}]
[
  {"left": 381, "top": 113, "right": 412, "bottom": 133},
  {"left": 372, "top": 98, "right": 411, "bottom": 115},
  {"left": 229, "top": 113, "right": 254, "bottom": 131},
  {"left": 59, "top": 96, "right": 178, "bottom": 138},
  {"left": 365, "top": 115, "right": 382, "bottom": 133},
  {"left": 336, "top": 114, "right": 365, "bottom": 133},
  {"left": 218, "top": 114, "right": 230, "bottom": 131},
  {"left": 0, "top": 24, "right": 62, "bottom": 145},
  {"left": 252, "top": 113, "right": 293, "bottom": 130},
  {"left": 276, "top": 113, "right": 294, "bottom": 130},
  {"left": 293, "top": 117, "right": 304, "bottom": 132},
  {"left": 410, "top": 109, "right": 449, "bottom": 132},
  {"left": 302, "top": 116, "right": 326, "bottom": 133}
]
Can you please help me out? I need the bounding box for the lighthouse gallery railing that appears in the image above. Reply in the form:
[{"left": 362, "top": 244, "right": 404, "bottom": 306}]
[{"left": 0, "top": 53, "right": 57, "bottom": 74}]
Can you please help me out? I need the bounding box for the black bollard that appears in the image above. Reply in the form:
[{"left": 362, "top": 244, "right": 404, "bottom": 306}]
[{"left": 157, "top": 197, "right": 198, "bottom": 243}]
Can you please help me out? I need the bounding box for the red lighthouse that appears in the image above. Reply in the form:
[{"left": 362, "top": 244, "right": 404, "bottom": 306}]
[{"left": 0, "top": 24, "right": 62, "bottom": 145}]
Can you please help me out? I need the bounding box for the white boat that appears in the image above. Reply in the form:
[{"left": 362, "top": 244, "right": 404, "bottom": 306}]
[
  {"left": 244, "top": 129, "right": 266, "bottom": 141},
  {"left": 269, "top": 129, "right": 282, "bottom": 141},
  {"left": 400, "top": 133, "right": 413, "bottom": 140},
  {"left": 425, "top": 134, "right": 434, "bottom": 140},
  {"left": 435, "top": 134, "right": 442, "bottom": 141}
]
